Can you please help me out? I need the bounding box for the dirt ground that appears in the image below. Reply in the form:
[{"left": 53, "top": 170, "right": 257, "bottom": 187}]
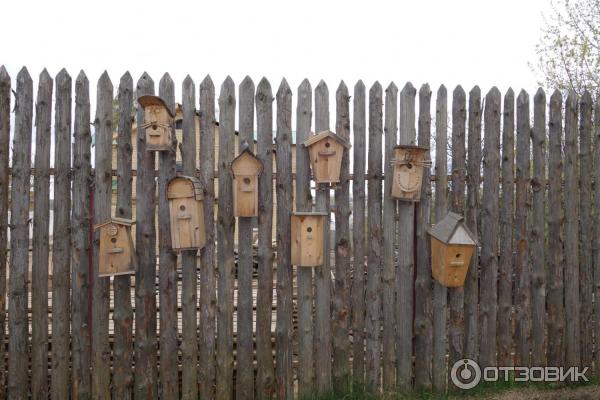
[{"left": 477, "top": 385, "right": 600, "bottom": 400}]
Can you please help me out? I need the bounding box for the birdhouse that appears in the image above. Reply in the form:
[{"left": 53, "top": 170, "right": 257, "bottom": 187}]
[
  {"left": 231, "top": 146, "right": 263, "bottom": 217},
  {"left": 167, "top": 176, "right": 206, "bottom": 251},
  {"left": 291, "top": 212, "right": 327, "bottom": 267},
  {"left": 391, "top": 145, "right": 430, "bottom": 201},
  {"left": 428, "top": 212, "right": 478, "bottom": 287},
  {"left": 138, "top": 95, "right": 175, "bottom": 152},
  {"left": 94, "top": 217, "right": 136, "bottom": 277},
  {"left": 303, "top": 130, "right": 351, "bottom": 184}
]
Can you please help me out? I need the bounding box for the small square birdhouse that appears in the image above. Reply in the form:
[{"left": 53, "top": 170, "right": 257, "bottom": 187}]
[
  {"left": 167, "top": 176, "right": 206, "bottom": 251},
  {"left": 138, "top": 95, "right": 175, "bottom": 152},
  {"left": 391, "top": 145, "right": 430, "bottom": 201},
  {"left": 291, "top": 212, "right": 327, "bottom": 267},
  {"left": 428, "top": 212, "right": 478, "bottom": 287},
  {"left": 94, "top": 217, "right": 136, "bottom": 277},
  {"left": 303, "top": 130, "right": 351, "bottom": 184},
  {"left": 231, "top": 146, "right": 263, "bottom": 217}
]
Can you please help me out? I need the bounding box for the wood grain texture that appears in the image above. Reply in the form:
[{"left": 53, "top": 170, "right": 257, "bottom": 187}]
[
  {"left": 0, "top": 66, "right": 9, "bottom": 400},
  {"left": 594, "top": 94, "right": 600, "bottom": 378}
]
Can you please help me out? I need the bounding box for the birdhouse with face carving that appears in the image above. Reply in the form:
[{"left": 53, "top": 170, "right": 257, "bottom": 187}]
[
  {"left": 167, "top": 176, "right": 206, "bottom": 251},
  {"left": 138, "top": 95, "right": 175, "bottom": 151},
  {"left": 291, "top": 212, "right": 327, "bottom": 267},
  {"left": 391, "top": 145, "right": 430, "bottom": 201},
  {"left": 94, "top": 217, "right": 136, "bottom": 277},
  {"left": 303, "top": 130, "right": 351, "bottom": 184},
  {"left": 428, "top": 212, "right": 478, "bottom": 287},
  {"left": 231, "top": 148, "right": 263, "bottom": 217}
]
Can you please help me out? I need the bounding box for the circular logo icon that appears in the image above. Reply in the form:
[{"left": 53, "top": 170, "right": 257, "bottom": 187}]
[{"left": 450, "top": 358, "right": 481, "bottom": 390}]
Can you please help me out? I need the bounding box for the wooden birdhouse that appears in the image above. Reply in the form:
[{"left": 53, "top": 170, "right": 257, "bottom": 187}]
[
  {"left": 138, "top": 95, "right": 175, "bottom": 152},
  {"left": 94, "top": 217, "right": 136, "bottom": 277},
  {"left": 167, "top": 176, "right": 206, "bottom": 251},
  {"left": 291, "top": 212, "right": 327, "bottom": 267},
  {"left": 231, "top": 146, "right": 263, "bottom": 217},
  {"left": 303, "top": 130, "right": 351, "bottom": 184},
  {"left": 428, "top": 212, "right": 478, "bottom": 288},
  {"left": 391, "top": 145, "right": 430, "bottom": 201}
]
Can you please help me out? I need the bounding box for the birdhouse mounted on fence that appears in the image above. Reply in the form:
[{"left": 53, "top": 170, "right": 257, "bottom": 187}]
[
  {"left": 303, "top": 130, "right": 351, "bottom": 184},
  {"left": 94, "top": 217, "right": 137, "bottom": 277},
  {"left": 167, "top": 176, "right": 206, "bottom": 251},
  {"left": 231, "top": 145, "right": 263, "bottom": 217},
  {"left": 390, "top": 145, "right": 430, "bottom": 201},
  {"left": 291, "top": 212, "right": 327, "bottom": 267},
  {"left": 428, "top": 212, "right": 478, "bottom": 288},
  {"left": 138, "top": 95, "right": 175, "bottom": 152}
]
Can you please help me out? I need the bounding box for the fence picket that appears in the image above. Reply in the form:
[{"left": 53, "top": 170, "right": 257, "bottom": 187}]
[
  {"left": 594, "top": 95, "right": 600, "bottom": 378},
  {"left": 0, "top": 66, "right": 9, "bottom": 400}
]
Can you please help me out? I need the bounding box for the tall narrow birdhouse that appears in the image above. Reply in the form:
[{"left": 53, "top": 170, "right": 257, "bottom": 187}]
[
  {"left": 303, "top": 130, "right": 351, "bottom": 184},
  {"left": 94, "top": 217, "right": 136, "bottom": 277},
  {"left": 391, "top": 145, "right": 430, "bottom": 201},
  {"left": 138, "top": 95, "right": 175, "bottom": 152},
  {"left": 291, "top": 212, "right": 327, "bottom": 267},
  {"left": 167, "top": 176, "right": 206, "bottom": 251},
  {"left": 428, "top": 212, "right": 478, "bottom": 287},
  {"left": 231, "top": 147, "right": 263, "bottom": 217}
]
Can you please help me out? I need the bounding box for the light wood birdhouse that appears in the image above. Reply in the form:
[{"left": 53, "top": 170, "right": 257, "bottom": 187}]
[
  {"left": 428, "top": 212, "right": 478, "bottom": 287},
  {"left": 167, "top": 176, "right": 206, "bottom": 251},
  {"left": 391, "top": 145, "right": 430, "bottom": 201},
  {"left": 303, "top": 130, "right": 351, "bottom": 184},
  {"left": 291, "top": 212, "right": 327, "bottom": 267},
  {"left": 94, "top": 217, "right": 136, "bottom": 277},
  {"left": 231, "top": 146, "right": 263, "bottom": 217},
  {"left": 138, "top": 95, "right": 175, "bottom": 152}
]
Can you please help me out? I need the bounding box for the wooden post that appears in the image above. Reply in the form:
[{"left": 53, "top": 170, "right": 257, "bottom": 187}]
[
  {"left": 497, "top": 88, "right": 514, "bottom": 368},
  {"left": 113, "top": 72, "right": 134, "bottom": 400},
  {"left": 0, "top": 66, "right": 9, "bottom": 400},
  {"left": 479, "top": 87, "right": 500, "bottom": 368},
  {"left": 275, "top": 78, "right": 293, "bottom": 399},
  {"left": 414, "top": 84, "right": 432, "bottom": 390},
  {"left": 594, "top": 93, "right": 600, "bottom": 378},
  {"left": 31, "top": 69, "right": 52, "bottom": 400},
  {"left": 295, "top": 79, "right": 314, "bottom": 397}
]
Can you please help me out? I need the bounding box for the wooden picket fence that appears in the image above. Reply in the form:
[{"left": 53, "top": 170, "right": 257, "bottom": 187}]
[{"left": 0, "top": 66, "right": 598, "bottom": 399}]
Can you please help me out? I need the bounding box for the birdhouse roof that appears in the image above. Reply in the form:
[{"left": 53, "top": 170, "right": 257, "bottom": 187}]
[
  {"left": 393, "top": 144, "right": 429, "bottom": 151},
  {"left": 94, "top": 217, "right": 136, "bottom": 230},
  {"left": 293, "top": 211, "right": 328, "bottom": 216},
  {"left": 427, "top": 212, "right": 477, "bottom": 245},
  {"left": 138, "top": 95, "right": 175, "bottom": 118},
  {"left": 167, "top": 175, "right": 204, "bottom": 200},
  {"left": 302, "top": 130, "right": 351, "bottom": 149},
  {"left": 231, "top": 148, "right": 263, "bottom": 175}
]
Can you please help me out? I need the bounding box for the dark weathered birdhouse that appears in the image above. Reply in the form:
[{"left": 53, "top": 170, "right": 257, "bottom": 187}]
[
  {"left": 231, "top": 147, "right": 263, "bottom": 217},
  {"left": 167, "top": 176, "right": 206, "bottom": 251},
  {"left": 428, "top": 212, "right": 478, "bottom": 287},
  {"left": 391, "top": 145, "right": 430, "bottom": 201},
  {"left": 94, "top": 217, "right": 136, "bottom": 277},
  {"left": 291, "top": 212, "right": 327, "bottom": 267},
  {"left": 138, "top": 95, "right": 175, "bottom": 152},
  {"left": 303, "top": 130, "right": 351, "bottom": 184}
]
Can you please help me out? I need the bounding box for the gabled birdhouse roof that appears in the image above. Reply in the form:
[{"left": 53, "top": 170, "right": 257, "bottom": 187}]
[
  {"left": 427, "top": 212, "right": 477, "bottom": 245},
  {"left": 231, "top": 148, "right": 263, "bottom": 176},
  {"left": 393, "top": 144, "right": 429, "bottom": 151},
  {"left": 293, "top": 211, "right": 328, "bottom": 216},
  {"left": 167, "top": 175, "right": 203, "bottom": 200},
  {"left": 138, "top": 95, "right": 175, "bottom": 118},
  {"left": 94, "top": 217, "right": 136, "bottom": 230},
  {"left": 302, "top": 130, "right": 351, "bottom": 149}
]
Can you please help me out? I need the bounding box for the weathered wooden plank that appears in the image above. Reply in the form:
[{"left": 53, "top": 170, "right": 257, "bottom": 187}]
[
  {"left": 314, "top": 80, "right": 332, "bottom": 394},
  {"left": 256, "top": 77, "right": 275, "bottom": 399},
  {"left": 432, "top": 84, "right": 448, "bottom": 393},
  {"left": 479, "top": 87, "right": 500, "bottom": 368},
  {"left": 217, "top": 77, "right": 236, "bottom": 400},
  {"left": 578, "top": 90, "right": 593, "bottom": 370},
  {"left": 31, "top": 69, "right": 52, "bottom": 400},
  {"left": 92, "top": 71, "right": 112, "bottom": 400},
  {"left": 275, "top": 78, "right": 293, "bottom": 399},
  {"left": 237, "top": 76, "right": 255, "bottom": 400},
  {"left": 497, "top": 88, "right": 515, "bottom": 368},
  {"left": 0, "top": 66, "right": 9, "bottom": 400},
  {"left": 8, "top": 67, "right": 32, "bottom": 400},
  {"left": 295, "top": 79, "right": 314, "bottom": 397},
  {"left": 594, "top": 94, "right": 600, "bottom": 378},
  {"left": 134, "top": 72, "right": 158, "bottom": 399},
  {"left": 351, "top": 80, "right": 366, "bottom": 386},
  {"left": 199, "top": 75, "right": 217, "bottom": 400},
  {"left": 396, "top": 82, "right": 416, "bottom": 390},
  {"left": 531, "top": 88, "right": 547, "bottom": 367},
  {"left": 113, "top": 71, "right": 134, "bottom": 400},
  {"left": 514, "top": 90, "right": 531, "bottom": 369},
  {"left": 414, "top": 84, "right": 432, "bottom": 390},
  {"left": 381, "top": 82, "right": 397, "bottom": 392}
]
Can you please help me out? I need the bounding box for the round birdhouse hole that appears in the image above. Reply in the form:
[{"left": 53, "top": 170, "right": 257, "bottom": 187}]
[
  {"left": 111, "top": 237, "right": 117, "bottom": 244},
  {"left": 243, "top": 177, "right": 251, "bottom": 185},
  {"left": 325, "top": 141, "right": 331, "bottom": 148},
  {"left": 152, "top": 124, "right": 157, "bottom": 130},
  {"left": 307, "top": 227, "right": 313, "bottom": 233},
  {"left": 180, "top": 204, "right": 186, "bottom": 211}
]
